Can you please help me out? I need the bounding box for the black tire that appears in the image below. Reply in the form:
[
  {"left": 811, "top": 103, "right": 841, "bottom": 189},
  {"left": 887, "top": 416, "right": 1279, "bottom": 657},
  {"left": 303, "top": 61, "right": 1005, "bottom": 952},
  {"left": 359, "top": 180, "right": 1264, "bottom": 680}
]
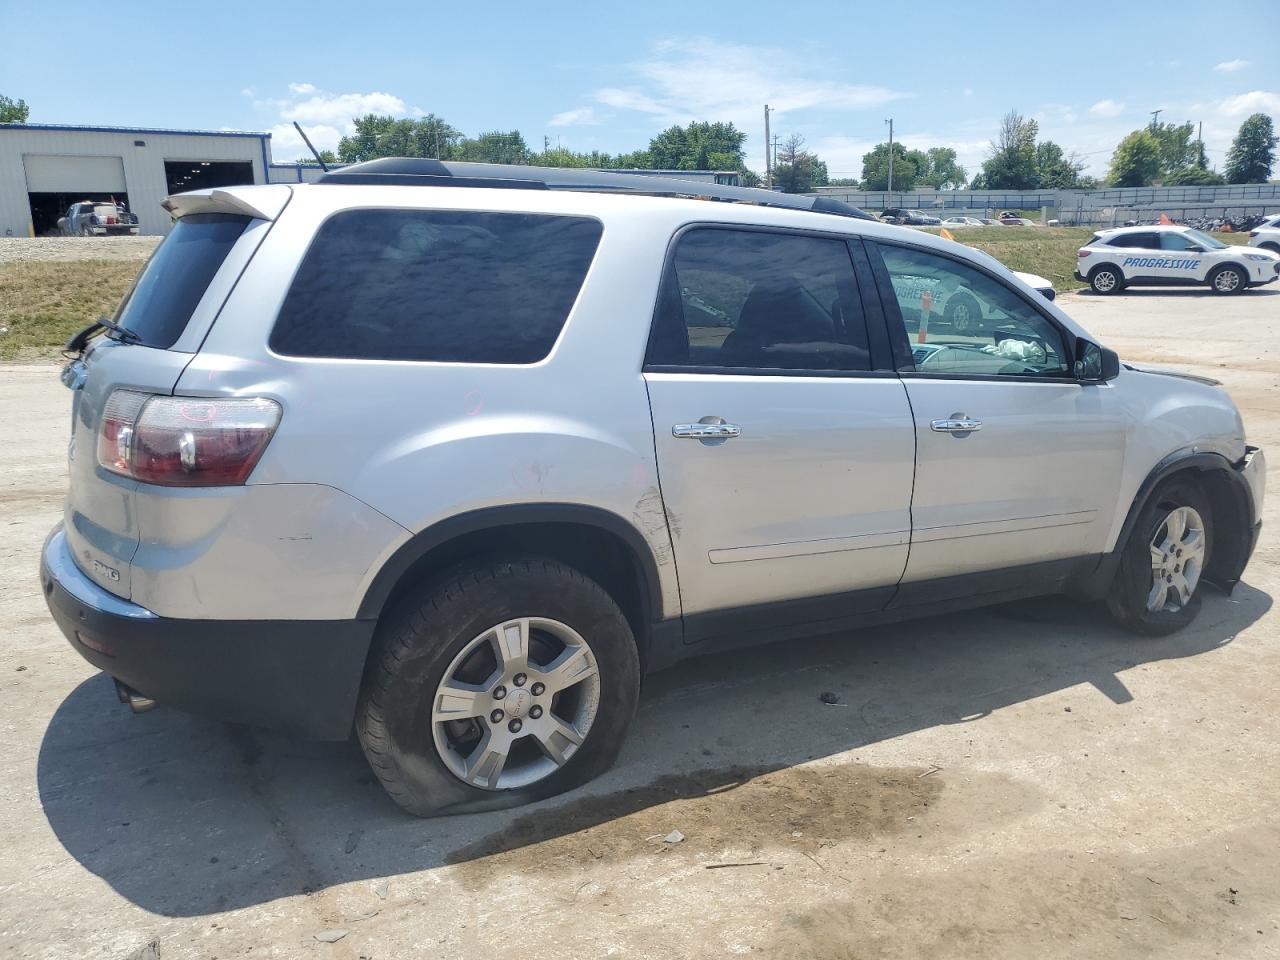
[
  {"left": 357, "top": 556, "right": 641, "bottom": 817},
  {"left": 944, "top": 291, "right": 983, "bottom": 334},
  {"left": 1089, "top": 264, "right": 1124, "bottom": 295},
  {"left": 1106, "top": 478, "right": 1212, "bottom": 636},
  {"left": 1208, "top": 264, "right": 1247, "bottom": 295}
]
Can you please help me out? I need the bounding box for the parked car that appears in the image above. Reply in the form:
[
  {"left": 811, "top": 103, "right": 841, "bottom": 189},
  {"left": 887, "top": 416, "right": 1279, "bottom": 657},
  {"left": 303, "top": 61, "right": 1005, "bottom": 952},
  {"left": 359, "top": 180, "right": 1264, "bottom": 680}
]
[
  {"left": 1247, "top": 215, "right": 1280, "bottom": 254},
  {"left": 42, "top": 160, "right": 1265, "bottom": 816},
  {"left": 1077, "top": 225, "right": 1280, "bottom": 294},
  {"left": 881, "top": 208, "right": 942, "bottom": 225},
  {"left": 999, "top": 217, "right": 1037, "bottom": 227},
  {"left": 57, "top": 201, "right": 140, "bottom": 236},
  {"left": 939, "top": 216, "right": 986, "bottom": 228}
]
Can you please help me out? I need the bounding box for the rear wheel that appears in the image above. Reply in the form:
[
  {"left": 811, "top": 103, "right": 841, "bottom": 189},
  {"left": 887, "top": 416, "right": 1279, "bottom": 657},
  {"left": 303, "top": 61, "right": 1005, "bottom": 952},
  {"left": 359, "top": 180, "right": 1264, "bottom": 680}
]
[
  {"left": 1107, "top": 479, "right": 1211, "bottom": 635},
  {"left": 357, "top": 556, "right": 641, "bottom": 816},
  {"left": 1089, "top": 265, "right": 1124, "bottom": 295},
  {"left": 1209, "top": 264, "right": 1247, "bottom": 295}
]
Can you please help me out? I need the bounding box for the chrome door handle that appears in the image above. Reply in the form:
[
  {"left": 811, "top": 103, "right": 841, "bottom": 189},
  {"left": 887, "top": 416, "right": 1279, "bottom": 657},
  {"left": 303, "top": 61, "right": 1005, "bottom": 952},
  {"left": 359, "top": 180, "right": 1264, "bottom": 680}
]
[
  {"left": 930, "top": 415, "right": 983, "bottom": 434},
  {"left": 673, "top": 417, "right": 741, "bottom": 445}
]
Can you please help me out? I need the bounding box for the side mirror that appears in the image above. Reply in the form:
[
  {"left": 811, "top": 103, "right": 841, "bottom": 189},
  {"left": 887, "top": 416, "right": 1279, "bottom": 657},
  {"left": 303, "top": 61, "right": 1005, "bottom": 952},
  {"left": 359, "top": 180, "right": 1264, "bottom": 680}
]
[
  {"left": 1186, "top": 244, "right": 1205, "bottom": 253},
  {"left": 1074, "top": 339, "right": 1120, "bottom": 383}
]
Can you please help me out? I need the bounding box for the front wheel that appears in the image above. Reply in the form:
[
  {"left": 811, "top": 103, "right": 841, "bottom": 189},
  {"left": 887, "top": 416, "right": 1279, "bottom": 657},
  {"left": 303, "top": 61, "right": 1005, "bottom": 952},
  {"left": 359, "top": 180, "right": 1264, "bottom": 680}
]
[
  {"left": 944, "top": 291, "right": 982, "bottom": 334},
  {"left": 357, "top": 556, "right": 641, "bottom": 816},
  {"left": 1089, "top": 265, "right": 1124, "bottom": 295},
  {"left": 1107, "top": 479, "right": 1211, "bottom": 635},
  {"left": 1209, "top": 265, "right": 1247, "bottom": 295}
]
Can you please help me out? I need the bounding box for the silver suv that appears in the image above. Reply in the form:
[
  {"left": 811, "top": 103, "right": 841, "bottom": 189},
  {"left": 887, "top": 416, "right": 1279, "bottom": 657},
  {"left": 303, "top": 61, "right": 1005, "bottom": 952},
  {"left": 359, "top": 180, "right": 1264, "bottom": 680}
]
[{"left": 41, "top": 161, "right": 1266, "bottom": 816}]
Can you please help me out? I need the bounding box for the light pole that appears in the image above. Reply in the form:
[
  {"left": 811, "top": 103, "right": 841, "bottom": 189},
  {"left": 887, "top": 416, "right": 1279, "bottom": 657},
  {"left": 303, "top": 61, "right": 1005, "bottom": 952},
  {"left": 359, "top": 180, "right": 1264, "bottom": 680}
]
[
  {"left": 764, "top": 104, "right": 774, "bottom": 188},
  {"left": 885, "top": 118, "right": 894, "bottom": 196}
]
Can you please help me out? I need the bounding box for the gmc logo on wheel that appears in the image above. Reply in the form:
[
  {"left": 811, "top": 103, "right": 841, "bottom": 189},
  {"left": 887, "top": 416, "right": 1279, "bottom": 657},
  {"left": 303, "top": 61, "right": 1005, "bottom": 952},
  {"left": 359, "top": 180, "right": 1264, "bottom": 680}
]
[{"left": 91, "top": 559, "right": 121, "bottom": 583}]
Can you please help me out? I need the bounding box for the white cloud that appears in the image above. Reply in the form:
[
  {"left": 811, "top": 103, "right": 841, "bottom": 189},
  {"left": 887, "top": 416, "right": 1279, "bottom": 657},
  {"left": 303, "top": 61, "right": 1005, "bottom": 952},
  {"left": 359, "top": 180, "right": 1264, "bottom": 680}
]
[
  {"left": 240, "top": 87, "right": 255, "bottom": 98},
  {"left": 1214, "top": 59, "right": 1250, "bottom": 73},
  {"left": 1214, "top": 89, "right": 1280, "bottom": 117},
  {"left": 575, "top": 37, "right": 908, "bottom": 165},
  {"left": 548, "top": 106, "right": 603, "bottom": 127},
  {"left": 963, "top": 88, "right": 974, "bottom": 97},
  {"left": 253, "top": 84, "right": 426, "bottom": 160},
  {"left": 1088, "top": 99, "right": 1125, "bottom": 118}
]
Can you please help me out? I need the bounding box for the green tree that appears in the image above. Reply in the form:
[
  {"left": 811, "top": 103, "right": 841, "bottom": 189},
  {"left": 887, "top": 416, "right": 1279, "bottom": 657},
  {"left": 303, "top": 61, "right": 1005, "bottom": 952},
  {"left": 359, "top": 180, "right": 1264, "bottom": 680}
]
[
  {"left": 860, "top": 141, "right": 918, "bottom": 191},
  {"left": 612, "top": 149, "right": 653, "bottom": 169},
  {"left": 1034, "top": 141, "right": 1089, "bottom": 188},
  {"left": 771, "top": 134, "right": 827, "bottom": 193},
  {"left": 1224, "top": 113, "right": 1277, "bottom": 184},
  {"left": 1164, "top": 166, "right": 1226, "bottom": 186},
  {"left": 920, "top": 147, "right": 967, "bottom": 189},
  {"left": 1107, "top": 130, "right": 1164, "bottom": 186},
  {"left": 980, "top": 111, "right": 1039, "bottom": 189},
  {"left": 0, "top": 94, "right": 28, "bottom": 123},
  {"left": 647, "top": 121, "right": 747, "bottom": 170},
  {"left": 337, "top": 114, "right": 463, "bottom": 162},
  {"left": 456, "top": 130, "right": 530, "bottom": 165},
  {"left": 1149, "top": 121, "right": 1199, "bottom": 175}
]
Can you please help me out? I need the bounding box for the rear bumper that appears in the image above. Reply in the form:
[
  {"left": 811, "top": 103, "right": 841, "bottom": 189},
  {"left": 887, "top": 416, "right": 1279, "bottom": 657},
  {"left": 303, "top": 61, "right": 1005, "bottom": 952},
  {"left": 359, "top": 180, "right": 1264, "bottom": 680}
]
[{"left": 40, "top": 525, "right": 373, "bottom": 739}]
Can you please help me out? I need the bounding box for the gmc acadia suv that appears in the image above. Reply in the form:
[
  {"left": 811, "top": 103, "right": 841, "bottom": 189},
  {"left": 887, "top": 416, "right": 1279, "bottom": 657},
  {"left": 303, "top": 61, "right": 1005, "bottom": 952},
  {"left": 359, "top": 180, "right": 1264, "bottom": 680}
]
[{"left": 41, "top": 160, "right": 1265, "bottom": 816}]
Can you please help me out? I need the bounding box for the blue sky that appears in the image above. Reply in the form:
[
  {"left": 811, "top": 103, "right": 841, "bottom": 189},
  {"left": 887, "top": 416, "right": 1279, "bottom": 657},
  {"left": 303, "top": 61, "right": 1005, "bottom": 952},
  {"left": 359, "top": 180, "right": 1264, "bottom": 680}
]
[{"left": 2, "top": 0, "right": 1276, "bottom": 178}]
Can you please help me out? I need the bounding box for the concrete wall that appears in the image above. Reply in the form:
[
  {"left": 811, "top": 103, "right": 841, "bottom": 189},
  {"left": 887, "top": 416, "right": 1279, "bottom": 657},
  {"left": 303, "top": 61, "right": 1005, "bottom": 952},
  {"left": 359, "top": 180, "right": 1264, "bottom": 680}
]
[{"left": 0, "top": 125, "right": 270, "bottom": 236}]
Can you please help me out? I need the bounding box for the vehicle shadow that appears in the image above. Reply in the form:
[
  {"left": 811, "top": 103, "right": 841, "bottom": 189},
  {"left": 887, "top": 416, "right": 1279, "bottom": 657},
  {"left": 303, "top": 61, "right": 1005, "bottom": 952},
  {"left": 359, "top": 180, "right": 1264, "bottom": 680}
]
[
  {"left": 36, "top": 584, "right": 1271, "bottom": 917},
  {"left": 1075, "top": 287, "right": 1280, "bottom": 298}
]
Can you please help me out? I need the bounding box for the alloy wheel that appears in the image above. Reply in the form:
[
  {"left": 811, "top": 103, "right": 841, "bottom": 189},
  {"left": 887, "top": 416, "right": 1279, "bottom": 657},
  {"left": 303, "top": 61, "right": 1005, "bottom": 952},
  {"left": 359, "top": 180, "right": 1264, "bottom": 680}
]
[
  {"left": 431, "top": 617, "right": 601, "bottom": 790},
  {"left": 1147, "top": 506, "right": 1205, "bottom": 613}
]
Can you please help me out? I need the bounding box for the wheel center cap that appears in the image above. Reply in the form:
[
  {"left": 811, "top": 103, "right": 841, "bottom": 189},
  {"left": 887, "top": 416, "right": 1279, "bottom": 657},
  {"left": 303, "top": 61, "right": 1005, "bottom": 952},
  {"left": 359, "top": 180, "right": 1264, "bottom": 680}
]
[{"left": 505, "top": 687, "right": 532, "bottom": 719}]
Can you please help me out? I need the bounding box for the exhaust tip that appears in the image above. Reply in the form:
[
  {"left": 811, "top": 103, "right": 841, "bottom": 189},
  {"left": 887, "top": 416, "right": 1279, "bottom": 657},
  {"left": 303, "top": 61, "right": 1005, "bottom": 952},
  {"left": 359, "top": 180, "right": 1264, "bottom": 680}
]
[{"left": 112, "top": 678, "right": 157, "bottom": 714}]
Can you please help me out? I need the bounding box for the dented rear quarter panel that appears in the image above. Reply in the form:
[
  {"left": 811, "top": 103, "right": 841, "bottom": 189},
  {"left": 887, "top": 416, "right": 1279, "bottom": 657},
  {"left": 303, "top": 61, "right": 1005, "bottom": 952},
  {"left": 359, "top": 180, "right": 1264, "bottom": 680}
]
[{"left": 176, "top": 186, "right": 686, "bottom": 621}]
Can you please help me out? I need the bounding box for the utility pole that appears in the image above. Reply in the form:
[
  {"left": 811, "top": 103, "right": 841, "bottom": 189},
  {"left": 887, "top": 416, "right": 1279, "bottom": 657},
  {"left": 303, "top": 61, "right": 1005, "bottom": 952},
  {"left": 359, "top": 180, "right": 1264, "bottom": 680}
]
[
  {"left": 885, "top": 118, "right": 894, "bottom": 195},
  {"left": 544, "top": 135, "right": 550, "bottom": 153},
  {"left": 771, "top": 136, "right": 780, "bottom": 170},
  {"left": 1197, "top": 120, "right": 1204, "bottom": 166},
  {"left": 1149, "top": 108, "right": 1163, "bottom": 131},
  {"left": 764, "top": 104, "right": 773, "bottom": 188}
]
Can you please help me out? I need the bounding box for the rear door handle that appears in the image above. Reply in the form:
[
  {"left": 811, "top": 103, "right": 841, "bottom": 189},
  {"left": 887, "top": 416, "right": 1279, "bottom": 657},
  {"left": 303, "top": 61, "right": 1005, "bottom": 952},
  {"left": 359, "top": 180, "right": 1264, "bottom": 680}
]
[
  {"left": 673, "top": 417, "right": 741, "bottom": 445},
  {"left": 930, "top": 415, "right": 982, "bottom": 434}
]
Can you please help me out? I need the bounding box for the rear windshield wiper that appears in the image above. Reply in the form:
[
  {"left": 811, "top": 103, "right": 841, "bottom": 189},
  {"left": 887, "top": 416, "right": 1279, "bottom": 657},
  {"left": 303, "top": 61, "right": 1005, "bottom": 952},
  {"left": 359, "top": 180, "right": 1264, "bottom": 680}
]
[{"left": 64, "top": 315, "right": 141, "bottom": 356}]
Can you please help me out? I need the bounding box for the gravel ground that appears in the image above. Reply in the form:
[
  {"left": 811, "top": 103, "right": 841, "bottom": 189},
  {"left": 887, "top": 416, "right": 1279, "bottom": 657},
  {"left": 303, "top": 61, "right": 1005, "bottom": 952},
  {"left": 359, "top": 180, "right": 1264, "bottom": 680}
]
[
  {"left": 1, "top": 288, "right": 1278, "bottom": 959},
  {"left": 0, "top": 236, "right": 161, "bottom": 265}
]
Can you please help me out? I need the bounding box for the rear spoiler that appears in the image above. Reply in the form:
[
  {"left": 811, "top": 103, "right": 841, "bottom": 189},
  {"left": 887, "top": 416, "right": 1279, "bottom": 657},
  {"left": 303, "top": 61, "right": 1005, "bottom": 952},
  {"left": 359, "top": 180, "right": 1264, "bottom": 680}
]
[{"left": 162, "top": 184, "right": 291, "bottom": 221}]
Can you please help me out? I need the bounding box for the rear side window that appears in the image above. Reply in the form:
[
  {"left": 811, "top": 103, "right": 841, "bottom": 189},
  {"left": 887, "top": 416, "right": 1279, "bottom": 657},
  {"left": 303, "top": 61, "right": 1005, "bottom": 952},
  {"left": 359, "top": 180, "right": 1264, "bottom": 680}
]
[
  {"left": 114, "top": 213, "right": 250, "bottom": 348},
  {"left": 270, "top": 209, "right": 603, "bottom": 363},
  {"left": 646, "top": 228, "right": 871, "bottom": 372},
  {"left": 1108, "top": 232, "right": 1159, "bottom": 249}
]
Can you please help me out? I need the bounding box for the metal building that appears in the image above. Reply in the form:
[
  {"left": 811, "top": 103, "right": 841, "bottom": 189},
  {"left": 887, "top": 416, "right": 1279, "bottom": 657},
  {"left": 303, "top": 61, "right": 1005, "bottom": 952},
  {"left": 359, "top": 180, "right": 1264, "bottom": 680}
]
[{"left": 0, "top": 123, "right": 271, "bottom": 237}]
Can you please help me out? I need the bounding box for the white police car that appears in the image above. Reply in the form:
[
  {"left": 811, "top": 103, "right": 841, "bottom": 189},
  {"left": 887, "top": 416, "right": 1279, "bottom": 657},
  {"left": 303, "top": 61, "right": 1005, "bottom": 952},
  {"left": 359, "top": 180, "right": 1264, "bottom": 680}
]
[{"left": 1076, "top": 224, "right": 1280, "bottom": 295}]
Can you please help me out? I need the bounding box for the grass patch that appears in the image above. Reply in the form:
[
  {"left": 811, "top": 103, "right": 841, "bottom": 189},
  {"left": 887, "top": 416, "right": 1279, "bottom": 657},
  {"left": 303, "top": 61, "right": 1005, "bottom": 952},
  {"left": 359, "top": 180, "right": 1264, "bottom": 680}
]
[{"left": 0, "top": 260, "right": 140, "bottom": 360}]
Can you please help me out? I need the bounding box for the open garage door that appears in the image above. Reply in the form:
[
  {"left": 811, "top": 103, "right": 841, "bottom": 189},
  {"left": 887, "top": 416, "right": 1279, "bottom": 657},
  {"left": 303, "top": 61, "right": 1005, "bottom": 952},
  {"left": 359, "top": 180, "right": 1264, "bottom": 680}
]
[
  {"left": 164, "top": 160, "right": 254, "bottom": 193},
  {"left": 25, "top": 155, "right": 126, "bottom": 193},
  {"left": 23, "top": 155, "right": 130, "bottom": 236}
]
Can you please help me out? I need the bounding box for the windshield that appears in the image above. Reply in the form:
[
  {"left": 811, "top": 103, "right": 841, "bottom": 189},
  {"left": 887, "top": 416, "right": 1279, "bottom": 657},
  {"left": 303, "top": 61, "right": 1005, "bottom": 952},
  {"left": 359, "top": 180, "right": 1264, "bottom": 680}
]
[{"left": 1183, "top": 228, "right": 1228, "bottom": 250}]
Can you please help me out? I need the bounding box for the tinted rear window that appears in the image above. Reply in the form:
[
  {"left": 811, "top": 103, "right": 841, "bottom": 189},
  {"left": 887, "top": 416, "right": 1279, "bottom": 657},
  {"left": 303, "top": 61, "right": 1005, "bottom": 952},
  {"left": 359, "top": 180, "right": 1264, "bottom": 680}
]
[
  {"left": 270, "top": 209, "right": 603, "bottom": 363},
  {"left": 114, "top": 213, "right": 250, "bottom": 348}
]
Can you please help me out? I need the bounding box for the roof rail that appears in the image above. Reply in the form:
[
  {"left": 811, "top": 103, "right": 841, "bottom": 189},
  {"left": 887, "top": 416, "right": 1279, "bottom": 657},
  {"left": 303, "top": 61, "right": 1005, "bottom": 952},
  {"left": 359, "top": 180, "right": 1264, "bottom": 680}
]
[{"left": 317, "top": 158, "right": 875, "bottom": 221}]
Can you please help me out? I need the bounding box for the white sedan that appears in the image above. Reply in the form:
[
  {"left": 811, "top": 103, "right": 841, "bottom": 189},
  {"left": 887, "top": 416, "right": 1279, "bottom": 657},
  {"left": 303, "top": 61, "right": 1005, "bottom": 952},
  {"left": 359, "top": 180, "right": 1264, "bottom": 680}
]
[
  {"left": 1076, "top": 224, "right": 1280, "bottom": 295},
  {"left": 940, "top": 216, "right": 986, "bottom": 228}
]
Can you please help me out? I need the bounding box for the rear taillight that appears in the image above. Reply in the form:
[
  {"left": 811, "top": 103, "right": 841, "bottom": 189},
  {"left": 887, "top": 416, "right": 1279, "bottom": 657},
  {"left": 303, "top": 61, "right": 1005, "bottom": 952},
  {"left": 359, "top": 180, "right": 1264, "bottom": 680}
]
[
  {"left": 97, "top": 390, "right": 281, "bottom": 487},
  {"left": 1077, "top": 249, "right": 1091, "bottom": 257}
]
